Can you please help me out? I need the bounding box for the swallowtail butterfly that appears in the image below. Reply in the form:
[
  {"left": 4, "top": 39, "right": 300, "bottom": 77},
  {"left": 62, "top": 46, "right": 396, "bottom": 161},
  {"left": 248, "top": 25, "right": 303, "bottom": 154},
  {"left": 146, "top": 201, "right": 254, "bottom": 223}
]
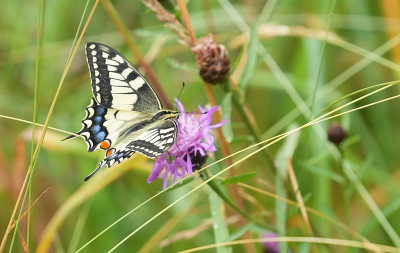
[{"left": 66, "top": 42, "right": 179, "bottom": 181}]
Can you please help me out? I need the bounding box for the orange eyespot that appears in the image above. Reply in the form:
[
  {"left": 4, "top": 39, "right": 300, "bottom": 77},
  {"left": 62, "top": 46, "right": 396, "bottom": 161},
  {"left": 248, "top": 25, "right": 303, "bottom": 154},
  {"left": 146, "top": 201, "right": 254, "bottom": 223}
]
[
  {"left": 100, "top": 140, "right": 111, "bottom": 150},
  {"left": 106, "top": 148, "right": 115, "bottom": 157}
]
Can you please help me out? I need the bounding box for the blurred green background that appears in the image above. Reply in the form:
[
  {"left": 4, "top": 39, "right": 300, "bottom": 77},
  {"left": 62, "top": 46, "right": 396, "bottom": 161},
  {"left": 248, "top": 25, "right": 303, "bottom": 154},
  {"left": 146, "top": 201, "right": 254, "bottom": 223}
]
[{"left": 2, "top": 0, "right": 400, "bottom": 252}]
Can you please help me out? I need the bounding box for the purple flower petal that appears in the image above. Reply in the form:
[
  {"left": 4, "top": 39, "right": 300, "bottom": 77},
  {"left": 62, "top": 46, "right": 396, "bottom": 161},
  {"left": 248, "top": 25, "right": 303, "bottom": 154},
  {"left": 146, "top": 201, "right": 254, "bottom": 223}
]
[{"left": 147, "top": 98, "right": 227, "bottom": 189}]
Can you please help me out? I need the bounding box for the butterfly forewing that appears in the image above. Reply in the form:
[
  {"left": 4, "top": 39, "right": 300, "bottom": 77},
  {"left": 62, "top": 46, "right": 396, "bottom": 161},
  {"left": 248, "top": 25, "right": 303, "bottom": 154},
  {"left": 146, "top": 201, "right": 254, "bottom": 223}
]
[{"left": 85, "top": 42, "right": 162, "bottom": 112}]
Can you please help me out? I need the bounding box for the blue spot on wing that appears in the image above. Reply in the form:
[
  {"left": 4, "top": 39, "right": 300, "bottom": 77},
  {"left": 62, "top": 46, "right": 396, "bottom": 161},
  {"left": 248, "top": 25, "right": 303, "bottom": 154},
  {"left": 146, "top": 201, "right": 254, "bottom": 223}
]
[
  {"left": 94, "top": 116, "right": 102, "bottom": 124},
  {"left": 97, "top": 107, "right": 105, "bottom": 114},
  {"left": 75, "top": 99, "right": 112, "bottom": 152},
  {"left": 94, "top": 131, "right": 106, "bottom": 142},
  {"left": 92, "top": 124, "right": 101, "bottom": 134}
]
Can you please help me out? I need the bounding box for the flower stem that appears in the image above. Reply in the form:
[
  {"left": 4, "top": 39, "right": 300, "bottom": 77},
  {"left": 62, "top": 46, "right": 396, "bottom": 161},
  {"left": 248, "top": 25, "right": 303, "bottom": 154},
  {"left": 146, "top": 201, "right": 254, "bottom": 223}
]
[
  {"left": 99, "top": 0, "right": 172, "bottom": 109},
  {"left": 177, "top": 1, "right": 255, "bottom": 252},
  {"left": 223, "top": 79, "right": 275, "bottom": 171},
  {"left": 201, "top": 169, "right": 267, "bottom": 228},
  {"left": 176, "top": 0, "right": 196, "bottom": 47}
]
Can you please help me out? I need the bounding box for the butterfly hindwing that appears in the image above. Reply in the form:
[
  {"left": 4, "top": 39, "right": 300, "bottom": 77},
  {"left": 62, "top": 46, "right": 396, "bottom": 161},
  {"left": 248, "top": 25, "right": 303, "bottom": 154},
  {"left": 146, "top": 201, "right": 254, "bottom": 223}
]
[
  {"left": 84, "top": 120, "right": 177, "bottom": 181},
  {"left": 85, "top": 149, "right": 135, "bottom": 181},
  {"left": 67, "top": 98, "right": 143, "bottom": 152},
  {"left": 127, "top": 120, "right": 178, "bottom": 158},
  {"left": 68, "top": 98, "right": 109, "bottom": 152},
  {"left": 85, "top": 42, "right": 162, "bottom": 112}
]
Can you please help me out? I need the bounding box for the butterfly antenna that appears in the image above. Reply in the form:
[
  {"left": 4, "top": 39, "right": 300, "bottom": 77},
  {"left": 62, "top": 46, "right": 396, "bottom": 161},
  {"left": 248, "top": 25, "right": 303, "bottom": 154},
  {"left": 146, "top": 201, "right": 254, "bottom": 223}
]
[
  {"left": 178, "top": 82, "right": 185, "bottom": 101},
  {"left": 175, "top": 82, "right": 185, "bottom": 111},
  {"left": 84, "top": 162, "right": 104, "bottom": 181}
]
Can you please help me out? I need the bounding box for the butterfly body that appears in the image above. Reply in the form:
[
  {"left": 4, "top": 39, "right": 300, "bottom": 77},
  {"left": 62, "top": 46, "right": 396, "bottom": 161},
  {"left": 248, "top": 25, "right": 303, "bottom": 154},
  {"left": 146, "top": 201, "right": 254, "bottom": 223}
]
[{"left": 66, "top": 42, "right": 179, "bottom": 181}]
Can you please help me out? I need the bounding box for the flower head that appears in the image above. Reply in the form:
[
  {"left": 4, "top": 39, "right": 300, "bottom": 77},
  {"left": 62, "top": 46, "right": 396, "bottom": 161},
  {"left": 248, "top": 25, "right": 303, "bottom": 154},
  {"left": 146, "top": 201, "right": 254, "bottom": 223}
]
[
  {"left": 327, "top": 122, "right": 347, "bottom": 145},
  {"left": 192, "top": 34, "right": 230, "bottom": 85},
  {"left": 147, "top": 99, "right": 227, "bottom": 188}
]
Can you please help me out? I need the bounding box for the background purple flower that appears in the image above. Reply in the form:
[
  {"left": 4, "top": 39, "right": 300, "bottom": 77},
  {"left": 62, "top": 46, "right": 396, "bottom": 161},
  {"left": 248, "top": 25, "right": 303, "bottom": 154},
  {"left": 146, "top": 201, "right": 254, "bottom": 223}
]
[
  {"left": 261, "top": 232, "right": 292, "bottom": 253},
  {"left": 147, "top": 98, "right": 227, "bottom": 188},
  {"left": 261, "top": 233, "right": 281, "bottom": 253}
]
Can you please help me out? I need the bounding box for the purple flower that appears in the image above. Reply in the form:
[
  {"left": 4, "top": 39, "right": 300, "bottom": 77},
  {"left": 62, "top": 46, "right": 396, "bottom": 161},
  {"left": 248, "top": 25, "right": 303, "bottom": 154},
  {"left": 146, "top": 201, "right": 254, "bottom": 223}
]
[
  {"left": 261, "top": 233, "right": 281, "bottom": 253},
  {"left": 147, "top": 98, "right": 227, "bottom": 188},
  {"left": 261, "top": 233, "right": 292, "bottom": 253}
]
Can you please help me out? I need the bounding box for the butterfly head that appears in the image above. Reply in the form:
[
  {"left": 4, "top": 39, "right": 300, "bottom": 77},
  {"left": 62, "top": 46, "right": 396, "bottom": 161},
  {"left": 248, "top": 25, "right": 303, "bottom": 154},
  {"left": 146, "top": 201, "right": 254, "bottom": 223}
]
[{"left": 152, "top": 110, "right": 179, "bottom": 122}]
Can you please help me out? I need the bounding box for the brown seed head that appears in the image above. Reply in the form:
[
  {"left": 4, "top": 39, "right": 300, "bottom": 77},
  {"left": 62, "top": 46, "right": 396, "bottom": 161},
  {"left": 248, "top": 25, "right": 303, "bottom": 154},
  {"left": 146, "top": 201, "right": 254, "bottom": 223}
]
[
  {"left": 192, "top": 35, "right": 230, "bottom": 84},
  {"left": 327, "top": 122, "right": 347, "bottom": 145}
]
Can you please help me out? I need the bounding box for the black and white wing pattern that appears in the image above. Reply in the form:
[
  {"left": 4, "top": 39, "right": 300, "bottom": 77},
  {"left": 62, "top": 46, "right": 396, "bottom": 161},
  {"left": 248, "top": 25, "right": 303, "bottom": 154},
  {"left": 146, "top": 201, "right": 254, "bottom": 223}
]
[
  {"left": 85, "top": 120, "right": 177, "bottom": 181},
  {"left": 64, "top": 98, "right": 142, "bottom": 152},
  {"left": 67, "top": 42, "right": 180, "bottom": 181},
  {"left": 85, "top": 42, "right": 162, "bottom": 112},
  {"left": 125, "top": 120, "right": 177, "bottom": 158}
]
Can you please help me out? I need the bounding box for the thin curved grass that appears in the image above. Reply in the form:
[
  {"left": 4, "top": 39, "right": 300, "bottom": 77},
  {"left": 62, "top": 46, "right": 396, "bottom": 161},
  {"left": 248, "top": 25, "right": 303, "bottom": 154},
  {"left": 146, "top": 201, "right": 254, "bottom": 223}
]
[
  {"left": 106, "top": 88, "right": 400, "bottom": 252},
  {"left": 1, "top": 1, "right": 93, "bottom": 252},
  {"left": 72, "top": 81, "right": 397, "bottom": 252},
  {"left": 177, "top": 237, "right": 399, "bottom": 253}
]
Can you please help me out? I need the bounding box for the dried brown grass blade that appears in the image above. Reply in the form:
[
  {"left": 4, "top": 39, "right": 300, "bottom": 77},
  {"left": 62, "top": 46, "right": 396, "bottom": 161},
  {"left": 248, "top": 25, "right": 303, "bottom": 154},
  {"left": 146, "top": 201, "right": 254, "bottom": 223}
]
[
  {"left": 8, "top": 188, "right": 50, "bottom": 232},
  {"left": 17, "top": 228, "right": 28, "bottom": 253},
  {"left": 286, "top": 158, "right": 313, "bottom": 235},
  {"left": 229, "top": 24, "right": 341, "bottom": 49},
  {"left": 142, "top": 0, "right": 191, "bottom": 45}
]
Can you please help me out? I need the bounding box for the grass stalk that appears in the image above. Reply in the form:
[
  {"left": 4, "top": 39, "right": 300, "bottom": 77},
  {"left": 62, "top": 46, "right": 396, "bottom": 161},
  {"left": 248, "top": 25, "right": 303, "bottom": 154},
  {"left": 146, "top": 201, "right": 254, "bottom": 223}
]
[
  {"left": 36, "top": 156, "right": 149, "bottom": 253},
  {"left": 27, "top": 0, "right": 46, "bottom": 248},
  {"left": 104, "top": 88, "right": 400, "bottom": 252},
  {"left": 178, "top": 237, "right": 400, "bottom": 253},
  {"left": 76, "top": 82, "right": 396, "bottom": 251},
  {"left": 1, "top": 1, "right": 95, "bottom": 252},
  {"left": 175, "top": 2, "right": 255, "bottom": 252},
  {"left": 286, "top": 159, "right": 314, "bottom": 236}
]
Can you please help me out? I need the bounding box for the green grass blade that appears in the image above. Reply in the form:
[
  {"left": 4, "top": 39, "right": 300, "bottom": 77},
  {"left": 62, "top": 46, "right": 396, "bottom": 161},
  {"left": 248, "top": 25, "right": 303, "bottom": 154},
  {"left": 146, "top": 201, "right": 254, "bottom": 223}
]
[
  {"left": 239, "top": 21, "right": 258, "bottom": 93},
  {"left": 342, "top": 161, "right": 400, "bottom": 247},
  {"left": 224, "top": 222, "right": 254, "bottom": 242},
  {"left": 67, "top": 198, "right": 92, "bottom": 253},
  {"left": 220, "top": 172, "right": 258, "bottom": 185},
  {"left": 208, "top": 186, "right": 232, "bottom": 253},
  {"left": 221, "top": 92, "right": 233, "bottom": 143}
]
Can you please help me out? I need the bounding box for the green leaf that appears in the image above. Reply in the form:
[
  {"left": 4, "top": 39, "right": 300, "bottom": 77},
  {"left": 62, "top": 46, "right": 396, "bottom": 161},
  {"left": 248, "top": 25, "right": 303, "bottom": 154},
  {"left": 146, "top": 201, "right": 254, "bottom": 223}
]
[
  {"left": 239, "top": 21, "right": 259, "bottom": 92},
  {"left": 207, "top": 163, "right": 232, "bottom": 253},
  {"left": 230, "top": 135, "right": 254, "bottom": 144},
  {"left": 360, "top": 194, "right": 400, "bottom": 237},
  {"left": 220, "top": 172, "right": 258, "bottom": 185},
  {"left": 303, "top": 165, "right": 344, "bottom": 184},
  {"left": 230, "top": 41, "right": 246, "bottom": 74},
  {"left": 209, "top": 189, "right": 232, "bottom": 253},
  {"left": 341, "top": 135, "right": 361, "bottom": 148},
  {"left": 222, "top": 92, "right": 233, "bottom": 143},
  {"left": 201, "top": 169, "right": 266, "bottom": 229},
  {"left": 224, "top": 222, "right": 254, "bottom": 242}
]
